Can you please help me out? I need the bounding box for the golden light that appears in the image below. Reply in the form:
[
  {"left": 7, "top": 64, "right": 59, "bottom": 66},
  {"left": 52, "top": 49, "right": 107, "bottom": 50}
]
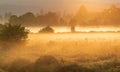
[
  {"left": 27, "top": 27, "right": 120, "bottom": 33},
  {"left": 76, "top": 27, "right": 120, "bottom": 32}
]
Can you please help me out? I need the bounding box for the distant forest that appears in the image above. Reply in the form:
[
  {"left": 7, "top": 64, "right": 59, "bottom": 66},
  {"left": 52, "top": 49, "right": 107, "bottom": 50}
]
[{"left": 8, "top": 5, "right": 120, "bottom": 27}]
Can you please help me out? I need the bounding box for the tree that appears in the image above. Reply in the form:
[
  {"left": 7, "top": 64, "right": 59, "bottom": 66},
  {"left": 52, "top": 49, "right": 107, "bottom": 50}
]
[
  {"left": 69, "top": 18, "right": 77, "bottom": 32},
  {"left": 45, "top": 12, "right": 59, "bottom": 25},
  {"left": 9, "top": 15, "right": 19, "bottom": 25},
  {"left": 19, "top": 12, "right": 36, "bottom": 26},
  {"left": 0, "top": 24, "right": 28, "bottom": 42},
  {"left": 76, "top": 5, "right": 88, "bottom": 17},
  {"left": 75, "top": 5, "right": 89, "bottom": 26},
  {"left": 101, "top": 5, "right": 120, "bottom": 26}
]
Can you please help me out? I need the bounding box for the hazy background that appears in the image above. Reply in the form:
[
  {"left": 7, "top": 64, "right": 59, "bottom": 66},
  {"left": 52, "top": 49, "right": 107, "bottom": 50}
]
[{"left": 0, "top": 0, "right": 120, "bottom": 15}]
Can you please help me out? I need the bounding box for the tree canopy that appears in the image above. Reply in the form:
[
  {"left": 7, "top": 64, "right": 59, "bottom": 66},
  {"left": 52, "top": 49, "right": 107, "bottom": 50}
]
[
  {"left": 9, "top": 12, "right": 66, "bottom": 26},
  {"left": 8, "top": 5, "right": 120, "bottom": 27}
]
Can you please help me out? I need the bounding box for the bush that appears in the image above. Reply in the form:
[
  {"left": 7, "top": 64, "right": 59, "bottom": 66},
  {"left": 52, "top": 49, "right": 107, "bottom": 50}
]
[
  {"left": 34, "top": 55, "right": 61, "bottom": 72},
  {"left": 0, "top": 24, "right": 28, "bottom": 42},
  {"left": 39, "top": 26, "right": 54, "bottom": 33}
]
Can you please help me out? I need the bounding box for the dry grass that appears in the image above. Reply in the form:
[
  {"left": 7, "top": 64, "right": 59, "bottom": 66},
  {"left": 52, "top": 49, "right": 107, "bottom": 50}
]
[{"left": 0, "top": 33, "right": 120, "bottom": 72}]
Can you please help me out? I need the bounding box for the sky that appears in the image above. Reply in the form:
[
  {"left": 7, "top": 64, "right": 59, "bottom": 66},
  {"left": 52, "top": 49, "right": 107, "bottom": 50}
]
[{"left": 0, "top": 0, "right": 120, "bottom": 15}]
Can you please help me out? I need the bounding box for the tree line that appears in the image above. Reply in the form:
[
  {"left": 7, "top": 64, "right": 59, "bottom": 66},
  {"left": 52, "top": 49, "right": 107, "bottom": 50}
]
[
  {"left": 74, "top": 5, "right": 120, "bottom": 27},
  {"left": 9, "top": 12, "right": 67, "bottom": 26},
  {"left": 8, "top": 5, "right": 120, "bottom": 27}
]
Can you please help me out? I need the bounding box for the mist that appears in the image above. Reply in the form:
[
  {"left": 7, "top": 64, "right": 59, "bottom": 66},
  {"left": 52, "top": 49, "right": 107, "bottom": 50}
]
[
  {"left": 0, "top": 0, "right": 120, "bottom": 72},
  {"left": 0, "top": 33, "right": 120, "bottom": 72}
]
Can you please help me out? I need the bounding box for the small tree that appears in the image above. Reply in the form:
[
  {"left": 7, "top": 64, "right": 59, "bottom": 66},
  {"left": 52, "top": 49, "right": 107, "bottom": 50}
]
[{"left": 0, "top": 24, "right": 28, "bottom": 42}]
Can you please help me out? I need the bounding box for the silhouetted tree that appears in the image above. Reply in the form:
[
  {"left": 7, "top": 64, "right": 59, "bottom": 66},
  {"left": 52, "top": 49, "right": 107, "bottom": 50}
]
[
  {"left": 45, "top": 12, "right": 60, "bottom": 25},
  {"left": 36, "top": 12, "right": 60, "bottom": 26},
  {"left": 39, "top": 26, "right": 54, "bottom": 33},
  {"left": 75, "top": 5, "right": 88, "bottom": 26},
  {"left": 9, "top": 12, "right": 36, "bottom": 26},
  {"left": 76, "top": 5, "right": 88, "bottom": 17},
  {"left": 59, "top": 18, "right": 67, "bottom": 26},
  {"left": 91, "top": 5, "right": 120, "bottom": 26},
  {"left": 9, "top": 15, "right": 19, "bottom": 25},
  {"left": 8, "top": 5, "right": 120, "bottom": 27},
  {"left": 0, "top": 24, "right": 28, "bottom": 42},
  {"left": 36, "top": 15, "right": 45, "bottom": 25},
  {"left": 69, "top": 18, "right": 77, "bottom": 32},
  {"left": 19, "top": 12, "right": 36, "bottom": 26},
  {"left": 9, "top": 12, "right": 65, "bottom": 26}
]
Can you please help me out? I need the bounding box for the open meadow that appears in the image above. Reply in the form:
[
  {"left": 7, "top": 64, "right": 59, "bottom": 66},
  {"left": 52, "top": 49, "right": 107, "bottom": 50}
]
[{"left": 0, "top": 33, "right": 120, "bottom": 72}]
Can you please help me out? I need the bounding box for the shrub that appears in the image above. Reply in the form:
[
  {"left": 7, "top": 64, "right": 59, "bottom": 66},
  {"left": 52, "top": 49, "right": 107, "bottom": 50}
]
[
  {"left": 34, "top": 55, "right": 61, "bottom": 72},
  {"left": 0, "top": 24, "right": 28, "bottom": 42},
  {"left": 39, "top": 26, "right": 54, "bottom": 33}
]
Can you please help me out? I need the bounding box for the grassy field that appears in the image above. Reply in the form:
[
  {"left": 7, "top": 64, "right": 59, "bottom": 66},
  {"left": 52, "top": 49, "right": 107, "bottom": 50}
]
[{"left": 0, "top": 33, "right": 120, "bottom": 72}]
